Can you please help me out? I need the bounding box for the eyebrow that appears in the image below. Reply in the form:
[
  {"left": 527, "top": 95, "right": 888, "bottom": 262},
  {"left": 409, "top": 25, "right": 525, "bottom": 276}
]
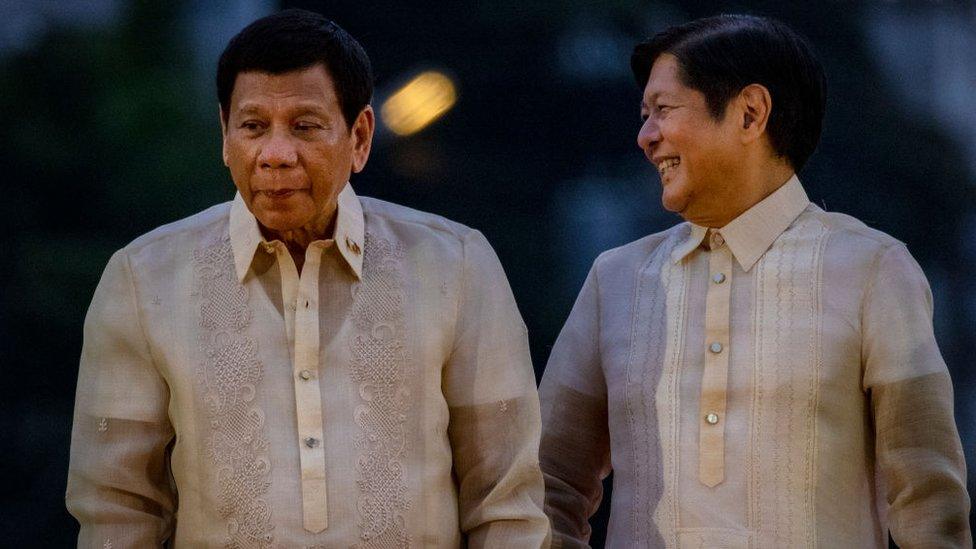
[
  {"left": 290, "top": 102, "right": 330, "bottom": 117},
  {"left": 642, "top": 90, "right": 678, "bottom": 107},
  {"left": 640, "top": 94, "right": 659, "bottom": 110},
  {"left": 235, "top": 103, "right": 264, "bottom": 116},
  {"left": 234, "top": 102, "right": 331, "bottom": 118}
]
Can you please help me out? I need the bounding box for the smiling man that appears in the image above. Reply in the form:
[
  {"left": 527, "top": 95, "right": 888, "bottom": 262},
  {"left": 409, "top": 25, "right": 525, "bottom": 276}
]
[
  {"left": 66, "top": 9, "right": 549, "bottom": 548},
  {"left": 539, "top": 14, "right": 970, "bottom": 548}
]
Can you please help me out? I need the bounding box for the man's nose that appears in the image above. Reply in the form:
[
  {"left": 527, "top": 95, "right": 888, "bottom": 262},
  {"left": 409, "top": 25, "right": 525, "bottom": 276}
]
[
  {"left": 637, "top": 117, "right": 661, "bottom": 156},
  {"left": 257, "top": 129, "right": 298, "bottom": 169}
]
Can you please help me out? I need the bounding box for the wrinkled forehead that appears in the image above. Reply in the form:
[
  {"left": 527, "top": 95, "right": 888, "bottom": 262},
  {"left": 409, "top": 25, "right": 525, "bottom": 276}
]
[{"left": 230, "top": 64, "right": 338, "bottom": 107}]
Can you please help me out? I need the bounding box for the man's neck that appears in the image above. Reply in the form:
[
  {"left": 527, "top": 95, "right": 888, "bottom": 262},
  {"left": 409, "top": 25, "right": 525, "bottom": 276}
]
[
  {"left": 689, "top": 160, "right": 795, "bottom": 228},
  {"left": 259, "top": 211, "right": 337, "bottom": 275}
]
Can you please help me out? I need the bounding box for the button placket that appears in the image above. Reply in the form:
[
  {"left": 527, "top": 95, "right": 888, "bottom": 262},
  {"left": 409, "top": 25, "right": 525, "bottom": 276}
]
[
  {"left": 699, "top": 235, "right": 732, "bottom": 487},
  {"left": 291, "top": 242, "right": 328, "bottom": 533}
]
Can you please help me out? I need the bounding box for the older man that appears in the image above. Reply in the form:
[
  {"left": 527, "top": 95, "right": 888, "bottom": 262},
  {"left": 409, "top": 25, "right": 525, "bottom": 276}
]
[
  {"left": 66, "top": 9, "right": 549, "bottom": 547},
  {"left": 540, "top": 14, "right": 970, "bottom": 548}
]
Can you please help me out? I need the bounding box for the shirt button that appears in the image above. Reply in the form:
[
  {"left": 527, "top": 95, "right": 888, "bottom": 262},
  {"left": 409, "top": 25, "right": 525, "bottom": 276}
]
[
  {"left": 709, "top": 342, "right": 723, "bottom": 354},
  {"left": 262, "top": 242, "right": 275, "bottom": 254},
  {"left": 304, "top": 437, "right": 320, "bottom": 448},
  {"left": 712, "top": 272, "right": 726, "bottom": 284},
  {"left": 712, "top": 233, "right": 725, "bottom": 248},
  {"left": 299, "top": 370, "right": 312, "bottom": 381},
  {"left": 705, "top": 412, "right": 720, "bottom": 425}
]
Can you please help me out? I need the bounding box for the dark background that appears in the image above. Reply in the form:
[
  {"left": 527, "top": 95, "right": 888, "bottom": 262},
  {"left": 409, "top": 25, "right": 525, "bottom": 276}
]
[{"left": 1, "top": 0, "right": 973, "bottom": 545}]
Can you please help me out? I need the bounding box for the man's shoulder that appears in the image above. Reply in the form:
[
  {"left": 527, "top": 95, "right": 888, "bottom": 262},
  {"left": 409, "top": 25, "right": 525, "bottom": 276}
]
[
  {"left": 592, "top": 223, "right": 687, "bottom": 271},
  {"left": 803, "top": 206, "right": 905, "bottom": 253},
  {"left": 359, "top": 195, "right": 476, "bottom": 244},
  {"left": 121, "top": 201, "right": 231, "bottom": 257}
]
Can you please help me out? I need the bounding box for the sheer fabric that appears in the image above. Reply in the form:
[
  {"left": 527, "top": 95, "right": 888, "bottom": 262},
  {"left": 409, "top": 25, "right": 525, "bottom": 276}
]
[
  {"left": 67, "top": 184, "right": 550, "bottom": 548},
  {"left": 541, "top": 177, "right": 970, "bottom": 548}
]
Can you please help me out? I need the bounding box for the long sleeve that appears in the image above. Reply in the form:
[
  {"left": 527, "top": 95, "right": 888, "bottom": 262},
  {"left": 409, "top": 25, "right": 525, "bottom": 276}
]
[
  {"left": 66, "top": 251, "right": 176, "bottom": 547},
  {"left": 538, "top": 265, "right": 611, "bottom": 549},
  {"left": 861, "top": 243, "right": 972, "bottom": 548},
  {"left": 443, "top": 230, "right": 550, "bottom": 548}
]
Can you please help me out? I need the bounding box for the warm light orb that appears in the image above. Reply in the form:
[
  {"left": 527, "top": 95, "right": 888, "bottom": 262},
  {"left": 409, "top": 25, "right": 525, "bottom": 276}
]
[{"left": 381, "top": 71, "right": 457, "bottom": 136}]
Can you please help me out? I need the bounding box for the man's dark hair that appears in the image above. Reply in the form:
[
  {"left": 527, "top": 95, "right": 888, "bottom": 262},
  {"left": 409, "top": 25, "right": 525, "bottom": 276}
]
[
  {"left": 217, "top": 9, "right": 373, "bottom": 129},
  {"left": 632, "top": 14, "right": 826, "bottom": 171}
]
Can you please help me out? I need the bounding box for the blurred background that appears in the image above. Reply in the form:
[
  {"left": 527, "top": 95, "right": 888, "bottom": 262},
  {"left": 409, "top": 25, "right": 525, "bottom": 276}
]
[{"left": 1, "top": 0, "right": 973, "bottom": 545}]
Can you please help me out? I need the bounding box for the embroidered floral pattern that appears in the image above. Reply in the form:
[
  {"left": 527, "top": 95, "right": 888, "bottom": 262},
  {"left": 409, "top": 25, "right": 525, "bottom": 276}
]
[
  {"left": 350, "top": 234, "right": 411, "bottom": 548},
  {"left": 195, "top": 237, "right": 274, "bottom": 548}
]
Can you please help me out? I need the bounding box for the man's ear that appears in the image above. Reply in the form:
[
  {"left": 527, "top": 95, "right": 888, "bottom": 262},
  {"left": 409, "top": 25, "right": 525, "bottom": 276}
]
[
  {"left": 350, "top": 105, "right": 375, "bottom": 174},
  {"left": 219, "top": 104, "right": 229, "bottom": 167},
  {"left": 737, "top": 83, "right": 772, "bottom": 143}
]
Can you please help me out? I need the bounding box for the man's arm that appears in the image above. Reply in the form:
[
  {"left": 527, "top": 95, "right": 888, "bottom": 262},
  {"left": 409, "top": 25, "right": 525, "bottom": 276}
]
[
  {"left": 538, "top": 265, "right": 611, "bottom": 549},
  {"left": 444, "top": 230, "right": 550, "bottom": 548},
  {"left": 861, "top": 243, "right": 971, "bottom": 548},
  {"left": 66, "top": 251, "right": 176, "bottom": 547}
]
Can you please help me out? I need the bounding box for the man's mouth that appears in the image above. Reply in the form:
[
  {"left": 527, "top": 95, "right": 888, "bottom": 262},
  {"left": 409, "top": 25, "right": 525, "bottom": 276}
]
[
  {"left": 258, "top": 189, "right": 300, "bottom": 198},
  {"left": 656, "top": 157, "right": 680, "bottom": 176}
]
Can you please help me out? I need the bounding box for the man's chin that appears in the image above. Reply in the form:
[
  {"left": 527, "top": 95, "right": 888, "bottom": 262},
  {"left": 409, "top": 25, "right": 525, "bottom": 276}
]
[
  {"left": 250, "top": 199, "right": 310, "bottom": 225},
  {"left": 660, "top": 191, "right": 687, "bottom": 214},
  {"left": 253, "top": 191, "right": 303, "bottom": 209}
]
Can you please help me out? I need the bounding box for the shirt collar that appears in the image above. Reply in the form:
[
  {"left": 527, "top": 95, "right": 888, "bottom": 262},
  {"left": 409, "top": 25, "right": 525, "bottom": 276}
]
[
  {"left": 670, "top": 174, "right": 809, "bottom": 272},
  {"left": 229, "top": 182, "right": 365, "bottom": 282}
]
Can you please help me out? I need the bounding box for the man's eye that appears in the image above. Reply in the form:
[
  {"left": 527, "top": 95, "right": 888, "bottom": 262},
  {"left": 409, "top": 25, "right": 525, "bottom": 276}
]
[
  {"left": 240, "top": 121, "right": 263, "bottom": 131},
  {"left": 656, "top": 105, "right": 673, "bottom": 113},
  {"left": 295, "top": 122, "right": 321, "bottom": 131}
]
